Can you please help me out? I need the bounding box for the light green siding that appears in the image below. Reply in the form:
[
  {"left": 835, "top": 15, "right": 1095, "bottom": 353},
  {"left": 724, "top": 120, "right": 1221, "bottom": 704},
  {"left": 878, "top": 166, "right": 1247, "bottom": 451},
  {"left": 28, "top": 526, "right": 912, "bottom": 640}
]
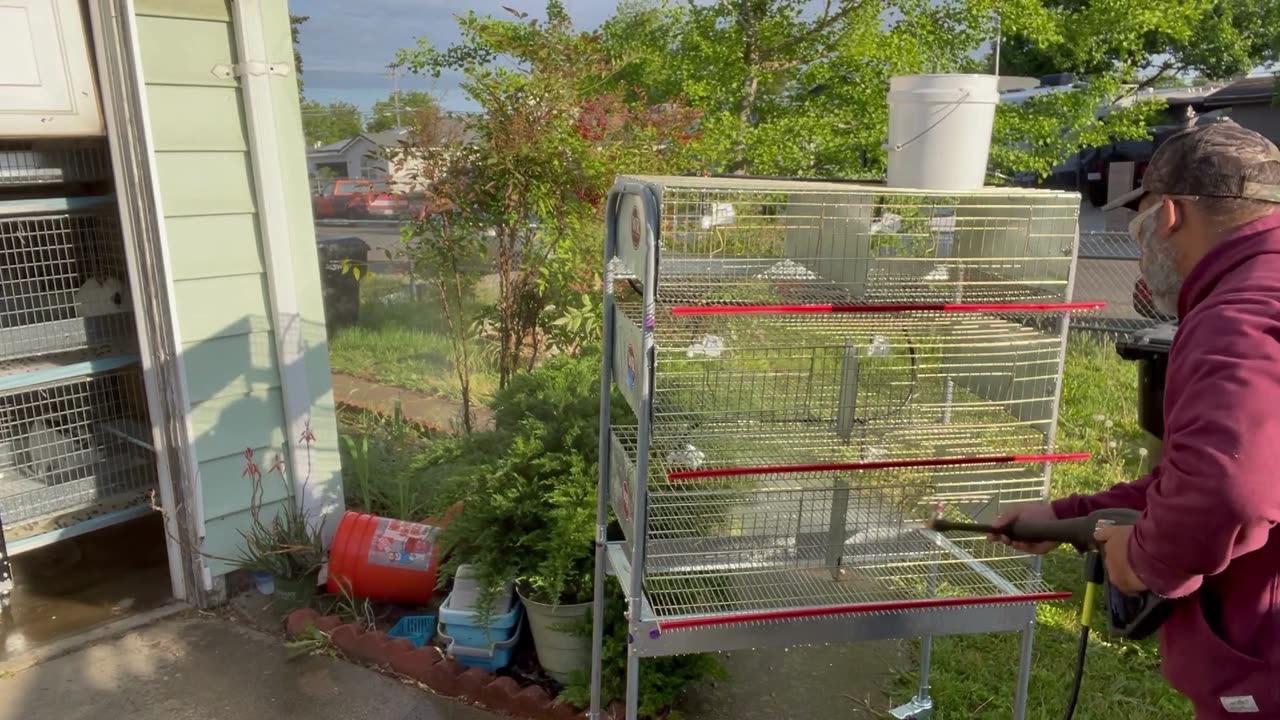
[{"left": 134, "top": 1, "right": 343, "bottom": 576}]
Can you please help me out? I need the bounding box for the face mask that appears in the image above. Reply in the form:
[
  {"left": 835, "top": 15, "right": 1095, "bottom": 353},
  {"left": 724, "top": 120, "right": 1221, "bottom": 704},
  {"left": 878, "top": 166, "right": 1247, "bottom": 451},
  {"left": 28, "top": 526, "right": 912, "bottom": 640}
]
[{"left": 1129, "top": 201, "right": 1183, "bottom": 316}]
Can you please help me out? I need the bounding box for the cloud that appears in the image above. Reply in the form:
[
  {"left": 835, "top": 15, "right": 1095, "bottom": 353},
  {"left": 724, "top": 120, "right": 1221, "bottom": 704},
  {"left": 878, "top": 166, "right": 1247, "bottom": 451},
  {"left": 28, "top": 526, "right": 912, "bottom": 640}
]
[{"left": 290, "top": 0, "right": 622, "bottom": 111}]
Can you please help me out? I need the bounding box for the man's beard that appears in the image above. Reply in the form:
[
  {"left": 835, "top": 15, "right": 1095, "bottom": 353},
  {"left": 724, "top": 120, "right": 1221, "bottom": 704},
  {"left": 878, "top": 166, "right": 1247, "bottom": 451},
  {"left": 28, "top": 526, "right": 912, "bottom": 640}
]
[{"left": 1135, "top": 214, "right": 1183, "bottom": 316}]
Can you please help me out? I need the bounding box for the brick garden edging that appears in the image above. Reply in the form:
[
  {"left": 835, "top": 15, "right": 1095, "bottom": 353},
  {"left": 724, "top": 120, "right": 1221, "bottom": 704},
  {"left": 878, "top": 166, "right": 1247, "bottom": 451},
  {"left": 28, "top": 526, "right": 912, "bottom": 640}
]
[{"left": 286, "top": 608, "right": 613, "bottom": 720}]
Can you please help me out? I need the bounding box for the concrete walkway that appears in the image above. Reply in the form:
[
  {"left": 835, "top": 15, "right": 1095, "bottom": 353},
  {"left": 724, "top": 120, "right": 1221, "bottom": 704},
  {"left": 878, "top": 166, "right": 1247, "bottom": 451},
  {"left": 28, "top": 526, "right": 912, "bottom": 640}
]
[{"left": 0, "top": 615, "right": 497, "bottom": 720}]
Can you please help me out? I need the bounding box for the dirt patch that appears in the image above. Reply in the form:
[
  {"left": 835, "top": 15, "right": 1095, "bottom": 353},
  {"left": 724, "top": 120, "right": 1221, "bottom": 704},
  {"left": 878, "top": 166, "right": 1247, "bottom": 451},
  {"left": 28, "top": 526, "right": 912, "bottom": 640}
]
[{"left": 332, "top": 373, "right": 494, "bottom": 433}]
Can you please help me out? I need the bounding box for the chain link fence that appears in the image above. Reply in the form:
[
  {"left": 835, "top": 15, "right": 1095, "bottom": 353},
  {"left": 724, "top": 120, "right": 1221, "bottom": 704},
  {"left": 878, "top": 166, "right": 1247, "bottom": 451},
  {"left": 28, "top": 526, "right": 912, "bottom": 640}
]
[{"left": 1071, "top": 231, "right": 1171, "bottom": 335}]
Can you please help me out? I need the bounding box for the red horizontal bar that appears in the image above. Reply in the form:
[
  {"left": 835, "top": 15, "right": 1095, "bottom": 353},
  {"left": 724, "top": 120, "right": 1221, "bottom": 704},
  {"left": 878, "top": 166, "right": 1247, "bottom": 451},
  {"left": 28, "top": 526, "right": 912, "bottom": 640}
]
[
  {"left": 667, "top": 451, "right": 1091, "bottom": 480},
  {"left": 657, "top": 591, "right": 1075, "bottom": 631},
  {"left": 669, "top": 301, "right": 1106, "bottom": 316}
]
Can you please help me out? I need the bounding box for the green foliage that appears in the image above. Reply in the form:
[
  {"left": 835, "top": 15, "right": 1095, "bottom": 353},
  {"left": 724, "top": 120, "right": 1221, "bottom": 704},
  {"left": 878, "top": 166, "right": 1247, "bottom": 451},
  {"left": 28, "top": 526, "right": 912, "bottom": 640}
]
[
  {"left": 366, "top": 90, "right": 440, "bottom": 133},
  {"left": 301, "top": 100, "right": 364, "bottom": 147},
  {"left": 422, "top": 355, "right": 620, "bottom": 622},
  {"left": 394, "top": 2, "right": 700, "bottom": 388},
  {"left": 559, "top": 583, "right": 730, "bottom": 719},
  {"left": 290, "top": 14, "right": 308, "bottom": 95},
  {"left": 989, "top": 79, "right": 1162, "bottom": 180},
  {"left": 995, "top": 0, "right": 1280, "bottom": 85}
]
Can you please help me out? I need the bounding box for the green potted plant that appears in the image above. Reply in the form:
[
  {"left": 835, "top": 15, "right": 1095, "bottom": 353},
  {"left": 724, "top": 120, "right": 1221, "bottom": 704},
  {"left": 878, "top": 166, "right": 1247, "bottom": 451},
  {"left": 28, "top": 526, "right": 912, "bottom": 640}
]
[{"left": 431, "top": 355, "right": 619, "bottom": 683}]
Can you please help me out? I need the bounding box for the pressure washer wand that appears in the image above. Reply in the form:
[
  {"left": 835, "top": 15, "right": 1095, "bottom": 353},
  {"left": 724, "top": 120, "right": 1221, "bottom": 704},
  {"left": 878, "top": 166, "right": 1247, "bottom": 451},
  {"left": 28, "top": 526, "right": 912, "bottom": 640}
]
[
  {"left": 927, "top": 508, "right": 1143, "bottom": 720},
  {"left": 928, "top": 507, "right": 1142, "bottom": 553}
]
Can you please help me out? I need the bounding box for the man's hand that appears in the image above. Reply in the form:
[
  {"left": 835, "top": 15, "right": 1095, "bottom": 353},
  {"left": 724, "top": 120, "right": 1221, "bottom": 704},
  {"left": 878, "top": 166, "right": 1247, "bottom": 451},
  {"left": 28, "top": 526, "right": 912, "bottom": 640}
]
[
  {"left": 1094, "top": 522, "right": 1149, "bottom": 594},
  {"left": 987, "top": 502, "right": 1061, "bottom": 555}
]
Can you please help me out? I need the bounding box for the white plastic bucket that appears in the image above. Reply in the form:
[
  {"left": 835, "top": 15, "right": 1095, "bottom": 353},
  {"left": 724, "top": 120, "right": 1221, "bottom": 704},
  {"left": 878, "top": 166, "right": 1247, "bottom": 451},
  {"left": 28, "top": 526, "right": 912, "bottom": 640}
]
[{"left": 886, "top": 74, "right": 1000, "bottom": 190}]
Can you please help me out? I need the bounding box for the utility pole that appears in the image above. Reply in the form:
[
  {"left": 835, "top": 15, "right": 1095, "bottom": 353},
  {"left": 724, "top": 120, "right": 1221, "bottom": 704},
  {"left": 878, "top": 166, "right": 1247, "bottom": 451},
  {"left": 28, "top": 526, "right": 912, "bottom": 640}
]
[
  {"left": 386, "top": 64, "right": 403, "bottom": 129},
  {"left": 993, "top": 13, "right": 1002, "bottom": 77}
]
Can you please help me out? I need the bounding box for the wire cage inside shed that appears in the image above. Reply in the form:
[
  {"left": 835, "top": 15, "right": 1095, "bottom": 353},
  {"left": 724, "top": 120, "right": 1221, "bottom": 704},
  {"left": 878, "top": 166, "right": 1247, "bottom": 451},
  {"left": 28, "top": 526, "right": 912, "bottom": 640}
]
[
  {"left": 0, "top": 141, "right": 157, "bottom": 564},
  {"left": 590, "top": 176, "right": 1100, "bottom": 720},
  {"left": 0, "top": 196, "right": 138, "bottom": 361},
  {"left": 0, "top": 358, "right": 156, "bottom": 538}
]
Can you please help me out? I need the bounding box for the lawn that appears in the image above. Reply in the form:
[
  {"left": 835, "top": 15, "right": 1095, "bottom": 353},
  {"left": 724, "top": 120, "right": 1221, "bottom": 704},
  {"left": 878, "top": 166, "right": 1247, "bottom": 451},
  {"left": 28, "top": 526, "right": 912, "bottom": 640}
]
[
  {"left": 893, "top": 331, "right": 1191, "bottom": 719},
  {"left": 327, "top": 273, "right": 500, "bottom": 404}
]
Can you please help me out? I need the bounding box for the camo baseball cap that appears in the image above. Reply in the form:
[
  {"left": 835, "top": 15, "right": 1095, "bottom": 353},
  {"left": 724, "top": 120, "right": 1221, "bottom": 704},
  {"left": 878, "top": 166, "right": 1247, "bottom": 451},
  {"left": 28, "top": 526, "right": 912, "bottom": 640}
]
[{"left": 1103, "top": 118, "right": 1280, "bottom": 212}]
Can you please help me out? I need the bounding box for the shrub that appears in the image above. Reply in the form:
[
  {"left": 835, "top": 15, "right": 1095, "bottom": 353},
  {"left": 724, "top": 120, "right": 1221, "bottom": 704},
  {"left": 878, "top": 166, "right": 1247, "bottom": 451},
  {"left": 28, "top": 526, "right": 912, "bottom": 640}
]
[{"left": 559, "top": 583, "right": 729, "bottom": 719}]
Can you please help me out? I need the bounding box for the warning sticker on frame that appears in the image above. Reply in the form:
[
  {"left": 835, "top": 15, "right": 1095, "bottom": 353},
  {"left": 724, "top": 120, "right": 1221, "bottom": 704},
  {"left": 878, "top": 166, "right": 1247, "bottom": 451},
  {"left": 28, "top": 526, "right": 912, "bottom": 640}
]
[
  {"left": 614, "top": 192, "right": 649, "bottom": 281},
  {"left": 366, "top": 518, "right": 438, "bottom": 571}
]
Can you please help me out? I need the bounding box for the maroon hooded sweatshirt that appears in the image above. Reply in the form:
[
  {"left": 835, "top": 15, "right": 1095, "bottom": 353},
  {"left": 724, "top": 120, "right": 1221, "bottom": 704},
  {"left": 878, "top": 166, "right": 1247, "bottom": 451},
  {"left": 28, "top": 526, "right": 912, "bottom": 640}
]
[{"left": 1051, "top": 211, "right": 1280, "bottom": 719}]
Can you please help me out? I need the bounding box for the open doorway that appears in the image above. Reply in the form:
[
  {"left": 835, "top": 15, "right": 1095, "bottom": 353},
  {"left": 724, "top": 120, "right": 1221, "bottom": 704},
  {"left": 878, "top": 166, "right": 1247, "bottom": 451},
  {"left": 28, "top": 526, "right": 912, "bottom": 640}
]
[{"left": 0, "top": 1, "right": 181, "bottom": 657}]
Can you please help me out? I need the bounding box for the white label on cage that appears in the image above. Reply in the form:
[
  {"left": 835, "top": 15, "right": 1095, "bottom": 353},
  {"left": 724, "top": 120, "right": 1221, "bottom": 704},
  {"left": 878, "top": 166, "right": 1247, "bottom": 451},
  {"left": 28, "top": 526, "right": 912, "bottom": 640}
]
[
  {"left": 686, "top": 334, "right": 724, "bottom": 358},
  {"left": 699, "top": 202, "right": 735, "bottom": 229},
  {"left": 76, "top": 276, "right": 131, "bottom": 317},
  {"left": 1220, "top": 697, "right": 1259, "bottom": 714},
  {"left": 615, "top": 192, "right": 648, "bottom": 282}
]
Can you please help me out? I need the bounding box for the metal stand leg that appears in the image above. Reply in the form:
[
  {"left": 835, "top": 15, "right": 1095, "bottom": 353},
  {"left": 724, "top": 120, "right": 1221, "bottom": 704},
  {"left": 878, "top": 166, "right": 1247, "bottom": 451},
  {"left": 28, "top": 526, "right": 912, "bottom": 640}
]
[
  {"left": 1013, "top": 556, "right": 1042, "bottom": 720},
  {"left": 1013, "top": 618, "right": 1036, "bottom": 720},
  {"left": 891, "top": 555, "right": 938, "bottom": 719},
  {"left": 624, "top": 651, "right": 641, "bottom": 720}
]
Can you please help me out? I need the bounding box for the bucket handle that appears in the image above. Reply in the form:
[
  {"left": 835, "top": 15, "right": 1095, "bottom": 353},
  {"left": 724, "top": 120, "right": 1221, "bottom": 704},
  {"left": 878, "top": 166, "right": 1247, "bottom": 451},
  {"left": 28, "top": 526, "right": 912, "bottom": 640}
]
[{"left": 884, "top": 89, "right": 973, "bottom": 153}]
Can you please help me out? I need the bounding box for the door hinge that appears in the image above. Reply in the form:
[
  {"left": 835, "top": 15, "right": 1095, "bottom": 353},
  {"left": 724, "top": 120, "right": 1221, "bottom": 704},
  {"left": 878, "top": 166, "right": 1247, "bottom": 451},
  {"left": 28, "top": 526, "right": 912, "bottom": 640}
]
[{"left": 211, "top": 62, "right": 292, "bottom": 80}]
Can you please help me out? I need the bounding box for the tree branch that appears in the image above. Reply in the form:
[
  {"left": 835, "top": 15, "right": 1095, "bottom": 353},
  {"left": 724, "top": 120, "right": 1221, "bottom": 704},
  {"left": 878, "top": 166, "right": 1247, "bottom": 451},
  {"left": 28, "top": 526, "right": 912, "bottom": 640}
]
[{"left": 764, "top": 0, "right": 869, "bottom": 60}]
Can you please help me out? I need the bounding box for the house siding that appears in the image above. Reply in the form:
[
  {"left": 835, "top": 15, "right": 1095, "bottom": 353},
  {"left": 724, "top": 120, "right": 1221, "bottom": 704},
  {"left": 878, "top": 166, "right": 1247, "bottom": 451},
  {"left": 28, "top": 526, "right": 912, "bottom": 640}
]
[{"left": 133, "top": 0, "right": 343, "bottom": 575}]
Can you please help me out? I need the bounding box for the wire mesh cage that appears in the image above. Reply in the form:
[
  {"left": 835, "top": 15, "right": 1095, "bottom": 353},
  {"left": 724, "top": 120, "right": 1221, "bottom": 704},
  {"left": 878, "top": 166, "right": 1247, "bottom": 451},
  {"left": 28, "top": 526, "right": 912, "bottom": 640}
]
[
  {"left": 0, "top": 140, "right": 112, "bottom": 188},
  {"left": 0, "top": 362, "right": 156, "bottom": 533},
  {"left": 592, "top": 175, "right": 1098, "bottom": 720},
  {"left": 0, "top": 197, "right": 137, "bottom": 361},
  {"left": 611, "top": 176, "right": 1084, "bottom": 308}
]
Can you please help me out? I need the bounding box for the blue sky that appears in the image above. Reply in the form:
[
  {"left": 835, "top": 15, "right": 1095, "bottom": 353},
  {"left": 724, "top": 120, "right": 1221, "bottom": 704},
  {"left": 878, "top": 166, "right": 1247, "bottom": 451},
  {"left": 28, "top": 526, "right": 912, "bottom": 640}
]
[{"left": 289, "top": 1, "right": 635, "bottom": 114}]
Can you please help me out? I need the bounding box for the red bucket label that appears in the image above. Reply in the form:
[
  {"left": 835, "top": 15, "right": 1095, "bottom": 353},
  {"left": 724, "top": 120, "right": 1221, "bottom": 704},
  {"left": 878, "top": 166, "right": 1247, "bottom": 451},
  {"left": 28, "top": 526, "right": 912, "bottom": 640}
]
[{"left": 366, "top": 517, "right": 437, "bottom": 571}]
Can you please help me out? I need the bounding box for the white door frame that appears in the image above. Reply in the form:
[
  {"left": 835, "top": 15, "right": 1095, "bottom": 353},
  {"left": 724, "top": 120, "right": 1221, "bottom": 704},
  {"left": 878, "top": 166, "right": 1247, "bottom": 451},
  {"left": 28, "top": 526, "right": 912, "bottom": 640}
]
[{"left": 84, "top": 0, "right": 212, "bottom": 607}]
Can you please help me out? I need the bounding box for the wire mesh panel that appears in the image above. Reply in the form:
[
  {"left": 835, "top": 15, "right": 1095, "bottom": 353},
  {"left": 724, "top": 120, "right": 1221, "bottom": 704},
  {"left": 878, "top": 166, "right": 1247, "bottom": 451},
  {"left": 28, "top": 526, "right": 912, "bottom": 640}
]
[
  {"left": 616, "top": 300, "right": 1069, "bottom": 436},
  {"left": 0, "top": 364, "right": 156, "bottom": 530},
  {"left": 0, "top": 140, "right": 112, "bottom": 188},
  {"left": 0, "top": 198, "right": 137, "bottom": 361},
  {"left": 1073, "top": 230, "right": 1169, "bottom": 333},
  {"left": 612, "top": 176, "right": 1081, "bottom": 308}
]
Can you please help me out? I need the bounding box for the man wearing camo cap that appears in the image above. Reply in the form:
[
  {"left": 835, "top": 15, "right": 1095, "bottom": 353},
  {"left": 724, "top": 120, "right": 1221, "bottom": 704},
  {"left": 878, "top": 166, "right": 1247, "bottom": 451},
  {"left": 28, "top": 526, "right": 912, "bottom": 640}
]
[{"left": 989, "top": 119, "right": 1280, "bottom": 718}]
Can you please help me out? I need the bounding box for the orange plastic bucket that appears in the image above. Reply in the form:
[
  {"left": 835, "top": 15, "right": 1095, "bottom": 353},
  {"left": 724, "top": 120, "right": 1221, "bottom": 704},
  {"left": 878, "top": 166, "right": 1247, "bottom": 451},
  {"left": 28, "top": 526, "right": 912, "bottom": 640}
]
[{"left": 325, "top": 511, "right": 445, "bottom": 605}]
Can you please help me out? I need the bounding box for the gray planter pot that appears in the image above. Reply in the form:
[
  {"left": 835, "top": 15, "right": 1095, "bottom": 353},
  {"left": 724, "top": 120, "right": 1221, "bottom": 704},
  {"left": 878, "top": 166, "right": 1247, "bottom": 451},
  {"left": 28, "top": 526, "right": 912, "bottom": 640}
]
[{"left": 517, "top": 589, "right": 592, "bottom": 684}]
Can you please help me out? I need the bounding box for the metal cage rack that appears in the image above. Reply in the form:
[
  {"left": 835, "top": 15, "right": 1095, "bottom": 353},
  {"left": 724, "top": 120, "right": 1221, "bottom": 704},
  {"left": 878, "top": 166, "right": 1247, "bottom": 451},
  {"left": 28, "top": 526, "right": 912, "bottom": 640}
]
[
  {"left": 0, "top": 140, "right": 113, "bottom": 188},
  {"left": 589, "top": 176, "right": 1100, "bottom": 720},
  {"left": 0, "top": 141, "right": 156, "bottom": 581},
  {"left": 0, "top": 359, "right": 155, "bottom": 540},
  {"left": 0, "top": 195, "right": 138, "bottom": 361}
]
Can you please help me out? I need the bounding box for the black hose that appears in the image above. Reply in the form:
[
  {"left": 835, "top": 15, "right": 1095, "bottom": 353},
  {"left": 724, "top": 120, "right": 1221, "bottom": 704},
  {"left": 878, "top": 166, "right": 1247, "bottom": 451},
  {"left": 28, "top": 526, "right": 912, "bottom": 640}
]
[{"left": 1063, "top": 624, "right": 1090, "bottom": 720}]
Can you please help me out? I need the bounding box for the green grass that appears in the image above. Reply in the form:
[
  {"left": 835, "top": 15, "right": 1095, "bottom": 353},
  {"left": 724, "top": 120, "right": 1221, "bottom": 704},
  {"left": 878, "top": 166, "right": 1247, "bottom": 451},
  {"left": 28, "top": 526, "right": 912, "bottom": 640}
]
[
  {"left": 328, "top": 274, "right": 500, "bottom": 403},
  {"left": 892, "top": 332, "right": 1190, "bottom": 719}
]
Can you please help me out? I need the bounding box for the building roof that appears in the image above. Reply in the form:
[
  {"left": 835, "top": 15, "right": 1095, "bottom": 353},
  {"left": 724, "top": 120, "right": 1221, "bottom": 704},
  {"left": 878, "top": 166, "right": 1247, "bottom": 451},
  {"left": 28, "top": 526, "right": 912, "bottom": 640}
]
[
  {"left": 306, "top": 115, "right": 475, "bottom": 160},
  {"left": 1204, "top": 75, "right": 1277, "bottom": 109}
]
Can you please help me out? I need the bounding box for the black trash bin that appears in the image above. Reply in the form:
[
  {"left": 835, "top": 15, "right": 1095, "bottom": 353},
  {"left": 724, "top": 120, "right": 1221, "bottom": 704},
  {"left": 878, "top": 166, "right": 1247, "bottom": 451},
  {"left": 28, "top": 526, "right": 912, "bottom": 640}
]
[
  {"left": 1115, "top": 320, "right": 1178, "bottom": 440},
  {"left": 315, "top": 235, "right": 370, "bottom": 334}
]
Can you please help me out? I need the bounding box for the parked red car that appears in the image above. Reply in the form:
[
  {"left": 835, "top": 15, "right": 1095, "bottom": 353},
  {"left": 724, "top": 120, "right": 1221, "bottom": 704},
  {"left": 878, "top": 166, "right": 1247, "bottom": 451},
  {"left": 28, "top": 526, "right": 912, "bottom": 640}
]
[
  {"left": 312, "top": 178, "right": 376, "bottom": 219},
  {"left": 345, "top": 184, "right": 410, "bottom": 219}
]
